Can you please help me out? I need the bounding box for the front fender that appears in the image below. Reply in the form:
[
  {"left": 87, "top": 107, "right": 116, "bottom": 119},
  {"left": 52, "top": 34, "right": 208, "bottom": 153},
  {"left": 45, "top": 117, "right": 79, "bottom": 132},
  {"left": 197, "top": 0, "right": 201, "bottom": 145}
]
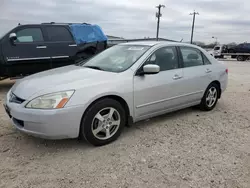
[{"left": 65, "top": 78, "right": 134, "bottom": 118}]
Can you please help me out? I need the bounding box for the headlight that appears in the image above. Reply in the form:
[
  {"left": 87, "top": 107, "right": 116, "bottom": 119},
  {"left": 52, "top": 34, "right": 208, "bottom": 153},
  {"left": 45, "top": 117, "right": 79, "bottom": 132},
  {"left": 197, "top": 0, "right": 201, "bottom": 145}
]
[{"left": 26, "top": 90, "right": 74, "bottom": 109}]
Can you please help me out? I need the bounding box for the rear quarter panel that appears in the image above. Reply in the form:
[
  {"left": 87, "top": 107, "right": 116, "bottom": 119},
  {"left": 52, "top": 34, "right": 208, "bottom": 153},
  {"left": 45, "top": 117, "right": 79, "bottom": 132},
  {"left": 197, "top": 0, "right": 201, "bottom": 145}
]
[{"left": 200, "top": 47, "right": 228, "bottom": 93}]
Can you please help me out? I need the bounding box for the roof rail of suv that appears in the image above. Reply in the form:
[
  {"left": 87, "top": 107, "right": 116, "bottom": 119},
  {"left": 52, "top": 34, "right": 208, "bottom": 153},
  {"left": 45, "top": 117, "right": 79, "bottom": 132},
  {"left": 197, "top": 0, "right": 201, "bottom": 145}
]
[{"left": 41, "top": 22, "right": 91, "bottom": 25}]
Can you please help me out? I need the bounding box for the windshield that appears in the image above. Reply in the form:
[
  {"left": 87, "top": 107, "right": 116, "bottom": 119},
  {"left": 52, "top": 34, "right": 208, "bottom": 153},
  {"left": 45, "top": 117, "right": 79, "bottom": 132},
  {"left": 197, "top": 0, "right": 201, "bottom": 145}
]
[
  {"left": 214, "top": 46, "right": 220, "bottom": 50},
  {"left": 82, "top": 45, "right": 150, "bottom": 72}
]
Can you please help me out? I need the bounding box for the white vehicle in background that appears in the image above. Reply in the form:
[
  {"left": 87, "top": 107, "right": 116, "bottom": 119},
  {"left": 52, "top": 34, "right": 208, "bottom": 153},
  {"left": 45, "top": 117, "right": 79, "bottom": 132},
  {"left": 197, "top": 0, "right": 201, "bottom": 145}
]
[{"left": 212, "top": 45, "right": 227, "bottom": 58}]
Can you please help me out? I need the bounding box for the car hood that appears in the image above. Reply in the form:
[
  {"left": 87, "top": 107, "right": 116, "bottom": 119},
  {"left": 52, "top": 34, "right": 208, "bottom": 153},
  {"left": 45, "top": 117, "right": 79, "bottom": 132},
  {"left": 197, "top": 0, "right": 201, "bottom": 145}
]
[{"left": 11, "top": 65, "right": 117, "bottom": 99}]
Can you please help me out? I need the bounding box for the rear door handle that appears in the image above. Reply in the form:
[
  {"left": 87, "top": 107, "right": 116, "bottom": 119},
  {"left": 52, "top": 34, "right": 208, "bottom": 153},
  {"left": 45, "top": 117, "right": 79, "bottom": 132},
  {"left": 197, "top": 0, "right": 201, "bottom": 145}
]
[
  {"left": 172, "top": 74, "right": 183, "bottom": 80},
  {"left": 36, "top": 46, "right": 47, "bottom": 49},
  {"left": 205, "top": 69, "right": 212, "bottom": 73},
  {"left": 69, "top": 44, "right": 77, "bottom": 47}
]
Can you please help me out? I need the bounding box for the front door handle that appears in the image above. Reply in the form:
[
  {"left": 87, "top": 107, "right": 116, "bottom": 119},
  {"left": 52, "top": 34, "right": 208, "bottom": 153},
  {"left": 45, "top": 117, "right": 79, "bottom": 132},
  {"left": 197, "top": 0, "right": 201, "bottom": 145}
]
[
  {"left": 205, "top": 69, "right": 212, "bottom": 73},
  {"left": 172, "top": 74, "right": 183, "bottom": 80},
  {"left": 36, "top": 46, "right": 47, "bottom": 49}
]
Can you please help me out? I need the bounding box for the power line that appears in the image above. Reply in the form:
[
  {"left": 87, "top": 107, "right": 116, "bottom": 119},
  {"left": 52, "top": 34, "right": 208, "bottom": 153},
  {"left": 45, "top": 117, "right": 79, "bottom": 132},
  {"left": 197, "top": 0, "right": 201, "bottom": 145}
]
[
  {"left": 190, "top": 11, "right": 199, "bottom": 44},
  {"left": 156, "top": 4, "right": 165, "bottom": 41}
]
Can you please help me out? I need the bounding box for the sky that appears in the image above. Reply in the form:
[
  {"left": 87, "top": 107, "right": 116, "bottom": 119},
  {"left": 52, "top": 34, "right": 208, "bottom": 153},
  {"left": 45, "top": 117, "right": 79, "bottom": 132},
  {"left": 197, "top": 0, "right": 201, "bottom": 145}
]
[{"left": 0, "top": 0, "right": 249, "bottom": 44}]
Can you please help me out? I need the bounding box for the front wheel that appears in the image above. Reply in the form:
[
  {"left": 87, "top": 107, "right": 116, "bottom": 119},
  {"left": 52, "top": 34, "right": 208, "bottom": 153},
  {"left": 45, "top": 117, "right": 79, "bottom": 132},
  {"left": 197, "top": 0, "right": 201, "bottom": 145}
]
[
  {"left": 80, "top": 98, "right": 126, "bottom": 146},
  {"left": 199, "top": 83, "right": 220, "bottom": 111}
]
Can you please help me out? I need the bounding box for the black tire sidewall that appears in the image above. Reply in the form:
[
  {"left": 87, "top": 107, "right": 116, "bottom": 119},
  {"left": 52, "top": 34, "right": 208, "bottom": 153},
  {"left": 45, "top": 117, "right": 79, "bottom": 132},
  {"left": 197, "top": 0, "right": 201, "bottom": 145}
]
[
  {"left": 81, "top": 98, "right": 126, "bottom": 146},
  {"left": 237, "top": 56, "right": 244, "bottom": 61},
  {"left": 200, "top": 83, "right": 219, "bottom": 111}
]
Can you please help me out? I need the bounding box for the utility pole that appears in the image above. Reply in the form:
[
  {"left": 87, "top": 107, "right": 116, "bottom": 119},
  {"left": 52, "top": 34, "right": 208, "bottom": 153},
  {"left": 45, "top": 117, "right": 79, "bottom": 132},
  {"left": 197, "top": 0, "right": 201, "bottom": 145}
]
[
  {"left": 190, "top": 11, "right": 199, "bottom": 44},
  {"left": 156, "top": 4, "right": 165, "bottom": 41},
  {"left": 212, "top": 36, "right": 218, "bottom": 45}
]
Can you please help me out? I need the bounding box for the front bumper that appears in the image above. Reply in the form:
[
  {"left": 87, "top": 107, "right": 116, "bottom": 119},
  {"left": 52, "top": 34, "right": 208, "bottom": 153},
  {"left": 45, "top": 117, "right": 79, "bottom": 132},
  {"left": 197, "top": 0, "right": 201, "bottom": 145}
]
[{"left": 4, "top": 93, "right": 85, "bottom": 139}]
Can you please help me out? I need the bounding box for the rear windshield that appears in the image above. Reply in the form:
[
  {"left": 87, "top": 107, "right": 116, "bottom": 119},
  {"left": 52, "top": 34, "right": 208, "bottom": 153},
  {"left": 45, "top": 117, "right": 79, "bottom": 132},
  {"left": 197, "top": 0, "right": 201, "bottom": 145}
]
[{"left": 214, "top": 47, "right": 220, "bottom": 50}]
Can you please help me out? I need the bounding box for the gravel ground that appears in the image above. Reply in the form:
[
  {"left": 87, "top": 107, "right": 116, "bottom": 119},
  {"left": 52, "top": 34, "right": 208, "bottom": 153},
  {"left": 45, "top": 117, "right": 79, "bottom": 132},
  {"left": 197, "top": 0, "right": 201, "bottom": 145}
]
[{"left": 0, "top": 60, "right": 250, "bottom": 188}]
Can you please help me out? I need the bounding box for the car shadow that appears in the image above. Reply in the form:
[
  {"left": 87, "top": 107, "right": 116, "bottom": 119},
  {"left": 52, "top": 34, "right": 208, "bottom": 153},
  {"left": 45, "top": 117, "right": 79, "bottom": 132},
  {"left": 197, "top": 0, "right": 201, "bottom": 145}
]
[
  {"left": 21, "top": 135, "right": 92, "bottom": 150},
  {"left": 123, "top": 106, "right": 201, "bottom": 134}
]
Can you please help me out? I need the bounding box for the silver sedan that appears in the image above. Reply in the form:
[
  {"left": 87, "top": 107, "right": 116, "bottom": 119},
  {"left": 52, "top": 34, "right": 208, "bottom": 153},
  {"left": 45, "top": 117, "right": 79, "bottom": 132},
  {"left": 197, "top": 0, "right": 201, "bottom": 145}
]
[{"left": 4, "top": 41, "right": 228, "bottom": 146}]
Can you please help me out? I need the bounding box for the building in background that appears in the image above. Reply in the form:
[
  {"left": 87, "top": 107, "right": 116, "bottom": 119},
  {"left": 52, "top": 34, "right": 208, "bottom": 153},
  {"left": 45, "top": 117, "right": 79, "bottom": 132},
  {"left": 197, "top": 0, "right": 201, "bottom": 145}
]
[
  {"left": 106, "top": 35, "right": 124, "bottom": 40},
  {"left": 107, "top": 36, "right": 175, "bottom": 47}
]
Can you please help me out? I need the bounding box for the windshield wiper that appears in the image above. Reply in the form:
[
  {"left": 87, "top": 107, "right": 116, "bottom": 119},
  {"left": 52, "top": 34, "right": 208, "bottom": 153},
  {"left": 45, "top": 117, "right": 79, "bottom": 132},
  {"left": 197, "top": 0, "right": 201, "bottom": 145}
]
[{"left": 84, "top": 65, "right": 104, "bottom": 71}]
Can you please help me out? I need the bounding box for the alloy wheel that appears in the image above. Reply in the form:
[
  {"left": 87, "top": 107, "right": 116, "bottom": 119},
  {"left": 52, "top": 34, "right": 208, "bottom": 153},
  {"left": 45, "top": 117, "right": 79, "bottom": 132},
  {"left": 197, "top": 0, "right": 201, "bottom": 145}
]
[
  {"left": 91, "top": 107, "right": 121, "bottom": 140},
  {"left": 206, "top": 87, "right": 217, "bottom": 107}
]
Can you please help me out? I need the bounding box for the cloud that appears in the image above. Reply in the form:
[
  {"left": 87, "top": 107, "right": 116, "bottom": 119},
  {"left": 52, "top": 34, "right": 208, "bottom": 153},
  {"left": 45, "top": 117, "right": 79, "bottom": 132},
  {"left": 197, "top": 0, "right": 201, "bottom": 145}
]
[{"left": 0, "top": 0, "right": 249, "bottom": 43}]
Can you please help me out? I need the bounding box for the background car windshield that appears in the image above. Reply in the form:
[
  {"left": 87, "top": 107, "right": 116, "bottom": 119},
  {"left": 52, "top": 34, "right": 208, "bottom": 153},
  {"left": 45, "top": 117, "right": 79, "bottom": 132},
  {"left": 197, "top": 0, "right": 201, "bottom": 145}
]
[{"left": 83, "top": 45, "right": 150, "bottom": 72}]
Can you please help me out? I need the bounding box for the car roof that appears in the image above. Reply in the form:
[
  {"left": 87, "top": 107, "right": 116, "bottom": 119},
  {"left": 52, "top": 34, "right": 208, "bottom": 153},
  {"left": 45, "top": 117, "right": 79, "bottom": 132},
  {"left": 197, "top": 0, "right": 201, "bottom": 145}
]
[{"left": 119, "top": 41, "right": 200, "bottom": 48}]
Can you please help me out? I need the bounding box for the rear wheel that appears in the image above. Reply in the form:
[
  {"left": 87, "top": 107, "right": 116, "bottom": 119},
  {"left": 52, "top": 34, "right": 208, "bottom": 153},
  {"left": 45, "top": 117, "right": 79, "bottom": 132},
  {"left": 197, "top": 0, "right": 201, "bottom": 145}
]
[
  {"left": 80, "top": 98, "right": 126, "bottom": 146},
  {"left": 199, "top": 83, "right": 219, "bottom": 111},
  {"left": 237, "top": 55, "right": 246, "bottom": 61}
]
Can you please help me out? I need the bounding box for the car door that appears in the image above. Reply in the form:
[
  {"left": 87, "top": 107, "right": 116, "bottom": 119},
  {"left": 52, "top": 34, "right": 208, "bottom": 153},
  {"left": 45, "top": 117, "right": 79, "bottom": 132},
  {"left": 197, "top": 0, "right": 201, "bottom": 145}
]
[
  {"left": 178, "top": 46, "right": 213, "bottom": 104},
  {"left": 133, "top": 46, "right": 185, "bottom": 119},
  {"left": 43, "top": 25, "right": 78, "bottom": 68},
  {"left": 2, "top": 26, "right": 51, "bottom": 76}
]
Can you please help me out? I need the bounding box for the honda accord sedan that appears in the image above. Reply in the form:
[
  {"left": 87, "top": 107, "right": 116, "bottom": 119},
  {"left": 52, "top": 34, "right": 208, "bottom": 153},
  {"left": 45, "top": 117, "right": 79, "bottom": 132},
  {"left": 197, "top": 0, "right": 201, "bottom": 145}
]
[{"left": 4, "top": 41, "right": 228, "bottom": 146}]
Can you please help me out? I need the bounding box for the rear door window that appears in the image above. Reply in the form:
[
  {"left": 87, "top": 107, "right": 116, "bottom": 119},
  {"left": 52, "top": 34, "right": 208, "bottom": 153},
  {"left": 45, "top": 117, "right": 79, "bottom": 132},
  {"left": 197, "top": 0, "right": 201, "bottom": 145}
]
[
  {"left": 180, "top": 47, "right": 203, "bottom": 67},
  {"left": 16, "top": 28, "right": 44, "bottom": 42},
  {"left": 46, "top": 26, "right": 73, "bottom": 42},
  {"left": 202, "top": 54, "right": 211, "bottom": 65}
]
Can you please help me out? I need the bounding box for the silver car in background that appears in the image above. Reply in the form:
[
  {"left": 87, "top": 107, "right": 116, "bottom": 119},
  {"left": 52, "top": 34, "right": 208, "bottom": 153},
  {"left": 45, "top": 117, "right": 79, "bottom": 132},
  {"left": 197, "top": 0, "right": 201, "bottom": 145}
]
[{"left": 4, "top": 41, "right": 228, "bottom": 146}]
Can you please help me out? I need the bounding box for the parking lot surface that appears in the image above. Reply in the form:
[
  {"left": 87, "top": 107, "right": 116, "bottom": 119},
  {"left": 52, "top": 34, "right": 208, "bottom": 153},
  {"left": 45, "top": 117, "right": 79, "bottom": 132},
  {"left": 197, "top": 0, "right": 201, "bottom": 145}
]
[{"left": 0, "top": 60, "right": 250, "bottom": 188}]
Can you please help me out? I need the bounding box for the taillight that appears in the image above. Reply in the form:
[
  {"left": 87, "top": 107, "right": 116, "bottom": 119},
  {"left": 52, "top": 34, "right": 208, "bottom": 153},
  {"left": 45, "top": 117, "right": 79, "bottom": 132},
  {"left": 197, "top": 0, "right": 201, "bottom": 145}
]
[{"left": 226, "top": 69, "right": 228, "bottom": 74}]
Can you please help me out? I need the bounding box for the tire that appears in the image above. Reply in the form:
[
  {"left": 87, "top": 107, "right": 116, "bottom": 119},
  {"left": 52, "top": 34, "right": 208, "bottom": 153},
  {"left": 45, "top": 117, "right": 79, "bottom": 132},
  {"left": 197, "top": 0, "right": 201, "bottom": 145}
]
[
  {"left": 237, "top": 55, "right": 246, "bottom": 61},
  {"left": 80, "top": 98, "right": 126, "bottom": 146},
  {"left": 199, "top": 83, "right": 220, "bottom": 111}
]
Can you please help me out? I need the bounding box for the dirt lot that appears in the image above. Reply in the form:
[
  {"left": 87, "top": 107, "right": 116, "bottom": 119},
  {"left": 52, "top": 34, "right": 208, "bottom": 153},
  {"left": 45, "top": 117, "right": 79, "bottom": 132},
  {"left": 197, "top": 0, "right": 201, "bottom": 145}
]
[{"left": 0, "top": 60, "right": 250, "bottom": 188}]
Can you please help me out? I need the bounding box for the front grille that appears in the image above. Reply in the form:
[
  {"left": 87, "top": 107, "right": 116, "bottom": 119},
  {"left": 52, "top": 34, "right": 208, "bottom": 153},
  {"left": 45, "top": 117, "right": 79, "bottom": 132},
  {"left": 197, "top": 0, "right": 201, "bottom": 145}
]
[{"left": 9, "top": 92, "right": 25, "bottom": 104}]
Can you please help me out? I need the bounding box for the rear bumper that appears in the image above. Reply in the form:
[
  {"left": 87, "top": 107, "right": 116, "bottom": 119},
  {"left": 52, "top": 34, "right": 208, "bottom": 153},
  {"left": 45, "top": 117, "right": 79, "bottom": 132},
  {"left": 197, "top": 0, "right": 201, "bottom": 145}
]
[{"left": 220, "top": 75, "right": 228, "bottom": 93}]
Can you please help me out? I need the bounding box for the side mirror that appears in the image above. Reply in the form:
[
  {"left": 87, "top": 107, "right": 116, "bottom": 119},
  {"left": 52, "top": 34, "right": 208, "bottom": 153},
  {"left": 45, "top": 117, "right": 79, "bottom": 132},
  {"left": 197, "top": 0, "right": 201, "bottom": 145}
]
[
  {"left": 9, "top": 33, "right": 17, "bottom": 41},
  {"left": 142, "top": 64, "right": 160, "bottom": 75}
]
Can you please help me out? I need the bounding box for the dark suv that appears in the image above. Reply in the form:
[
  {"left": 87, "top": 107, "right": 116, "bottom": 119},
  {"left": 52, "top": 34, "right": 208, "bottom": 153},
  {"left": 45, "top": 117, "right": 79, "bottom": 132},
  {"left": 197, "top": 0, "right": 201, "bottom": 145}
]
[
  {"left": 228, "top": 43, "right": 250, "bottom": 53},
  {"left": 0, "top": 23, "right": 107, "bottom": 78}
]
